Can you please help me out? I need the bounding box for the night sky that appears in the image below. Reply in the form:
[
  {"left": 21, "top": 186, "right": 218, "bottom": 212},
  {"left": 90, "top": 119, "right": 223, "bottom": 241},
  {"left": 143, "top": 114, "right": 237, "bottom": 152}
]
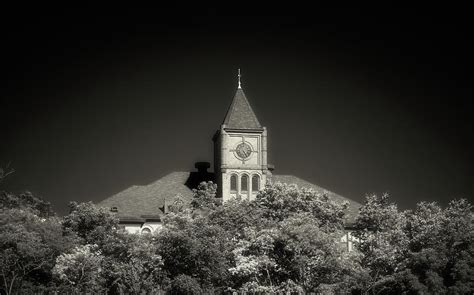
[{"left": 2, "top": 7, "right": 473, "bottom": 215}]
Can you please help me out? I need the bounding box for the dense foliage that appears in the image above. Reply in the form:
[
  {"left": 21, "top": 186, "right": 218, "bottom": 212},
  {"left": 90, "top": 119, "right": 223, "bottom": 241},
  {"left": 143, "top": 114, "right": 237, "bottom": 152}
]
[
  {"left": 353, "top": 194, "right": 474, "bottom": 294},
  {"left": 1, "top": 179, "right": 473, "bottom": 294}
]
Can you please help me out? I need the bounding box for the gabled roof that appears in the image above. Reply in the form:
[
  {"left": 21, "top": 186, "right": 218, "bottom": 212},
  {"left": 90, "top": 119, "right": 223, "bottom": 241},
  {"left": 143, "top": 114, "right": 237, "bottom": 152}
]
[
  {"left": 98, "top": 172, "right": 361, "bottom": 224},
  {"left": 222, "top": 88, "right": 262, "bottom": 129},
  {"left": 97, "top": 171, "right": 215, "bottom": 219}
]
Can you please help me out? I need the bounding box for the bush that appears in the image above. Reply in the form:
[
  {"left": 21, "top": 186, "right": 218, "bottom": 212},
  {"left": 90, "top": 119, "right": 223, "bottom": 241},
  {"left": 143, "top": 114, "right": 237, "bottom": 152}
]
[{"left": 170, "top": 274, "right": 202, "bottom": 295}]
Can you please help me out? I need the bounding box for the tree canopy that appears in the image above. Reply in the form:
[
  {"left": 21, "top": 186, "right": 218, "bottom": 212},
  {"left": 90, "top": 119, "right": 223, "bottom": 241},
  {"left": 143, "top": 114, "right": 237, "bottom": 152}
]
[{"left": 1, "top": 180, "right": 473, "bottom": 294}]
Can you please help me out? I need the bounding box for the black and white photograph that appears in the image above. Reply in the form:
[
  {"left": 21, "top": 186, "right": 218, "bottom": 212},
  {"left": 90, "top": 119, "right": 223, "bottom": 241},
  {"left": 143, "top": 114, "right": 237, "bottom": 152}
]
[{"left": 1, "top": 5, "right": 473, "bottom": 294}]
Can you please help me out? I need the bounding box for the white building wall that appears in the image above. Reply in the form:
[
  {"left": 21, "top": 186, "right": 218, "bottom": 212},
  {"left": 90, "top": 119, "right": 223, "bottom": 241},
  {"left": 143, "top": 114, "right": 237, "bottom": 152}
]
[
  {"left": 142, "top": 222, "right": 163, "bottom": 233},
  {"left": 121, "top": 222, "right": 163, "bottom": 235},
  {"left": 340, "top": 231, "right": 359, "bottom": 252},
  {"left": 123, "top": 224, "right": 141, "bottom": 234}
]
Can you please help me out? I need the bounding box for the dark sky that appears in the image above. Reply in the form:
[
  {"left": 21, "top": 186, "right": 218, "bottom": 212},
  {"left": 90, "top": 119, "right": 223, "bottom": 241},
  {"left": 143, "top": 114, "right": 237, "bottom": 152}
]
[{"left": 1, "top": 6, "right": 473, "bottom": 215}]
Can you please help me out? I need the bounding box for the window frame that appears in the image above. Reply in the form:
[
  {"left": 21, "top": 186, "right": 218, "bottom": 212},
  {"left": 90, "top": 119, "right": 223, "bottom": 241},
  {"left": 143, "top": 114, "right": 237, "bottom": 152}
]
[
  {"left": 241, "top": 174, "right": 249, "bottom": 193},
  {"left": 252, "top": 174, "right": 260, "bottom": 192},
  {"left": 230, "top": 174, "right": 238, "bottom": 192}
]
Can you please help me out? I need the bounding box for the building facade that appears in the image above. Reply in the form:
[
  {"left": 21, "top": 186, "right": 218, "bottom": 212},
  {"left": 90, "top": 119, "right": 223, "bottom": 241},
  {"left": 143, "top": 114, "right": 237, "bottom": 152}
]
[{"left": 98, "top": 74, "right": 361, "bottom": 250}]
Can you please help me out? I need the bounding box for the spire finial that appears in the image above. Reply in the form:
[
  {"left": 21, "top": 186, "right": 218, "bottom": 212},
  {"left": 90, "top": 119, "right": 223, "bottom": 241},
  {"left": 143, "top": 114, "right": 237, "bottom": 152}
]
[{"left": 238, "top": 68, "right": 242, "bottom": 89}]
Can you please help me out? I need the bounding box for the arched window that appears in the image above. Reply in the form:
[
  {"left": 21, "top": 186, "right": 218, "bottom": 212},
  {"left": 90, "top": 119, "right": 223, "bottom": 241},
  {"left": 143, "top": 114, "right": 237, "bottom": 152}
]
[
  {"left": 241, "top": 174, "right": 249, "bottom": 192},
  {"left": 141, "top": 228, "right": 152, "bottom": 235},
  {"left": 230, "top": 174, "right": 237, "bottom": 192},
  {"left": 252, "top": 175, "right": 260, "bottom": 192}
]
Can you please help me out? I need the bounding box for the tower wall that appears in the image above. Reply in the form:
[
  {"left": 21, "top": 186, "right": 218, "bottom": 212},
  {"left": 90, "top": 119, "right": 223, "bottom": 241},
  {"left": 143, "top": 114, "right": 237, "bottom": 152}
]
[{"left": 217, "top": 127, "right": 268, "bottom": 202}]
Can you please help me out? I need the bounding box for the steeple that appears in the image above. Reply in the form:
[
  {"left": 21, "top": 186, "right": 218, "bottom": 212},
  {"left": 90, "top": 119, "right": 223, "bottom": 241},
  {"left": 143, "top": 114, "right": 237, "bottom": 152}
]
[
  {"left": 214, "top": 71, "right": 268, "bottom": 202},
  {"left": 238, "top": 68, "right": 242, "bottom": 89},
  {"left": 222, "top": 71, "right": 262, "bottom": 129}
]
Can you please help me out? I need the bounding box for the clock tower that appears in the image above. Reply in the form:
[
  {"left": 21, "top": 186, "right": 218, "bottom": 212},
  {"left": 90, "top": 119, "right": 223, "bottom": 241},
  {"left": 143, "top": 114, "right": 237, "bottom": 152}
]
[{"left": 213, "top": 71, "right": 269, "bottom": 202}]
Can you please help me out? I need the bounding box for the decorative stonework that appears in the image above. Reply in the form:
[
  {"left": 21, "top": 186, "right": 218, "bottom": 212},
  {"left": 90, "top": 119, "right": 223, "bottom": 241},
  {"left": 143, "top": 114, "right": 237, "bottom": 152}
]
[{"left": 226, "top": 134, "right": 260, "bottom": 167}]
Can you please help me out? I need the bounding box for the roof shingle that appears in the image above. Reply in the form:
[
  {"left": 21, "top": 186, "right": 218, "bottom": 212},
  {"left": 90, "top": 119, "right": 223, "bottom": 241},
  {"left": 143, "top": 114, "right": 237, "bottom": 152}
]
[
  {"left": 222, "top": 88, "right": 262, "bottom": 129},
  {"left": 97, "top": 172, "right": 214, "bottom": 219}
]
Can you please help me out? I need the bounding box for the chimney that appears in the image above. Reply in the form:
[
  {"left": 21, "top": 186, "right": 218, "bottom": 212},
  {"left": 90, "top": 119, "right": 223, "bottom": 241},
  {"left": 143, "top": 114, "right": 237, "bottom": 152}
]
[{"left": 195, "top": 162, "right": 210, "bottom": 173}]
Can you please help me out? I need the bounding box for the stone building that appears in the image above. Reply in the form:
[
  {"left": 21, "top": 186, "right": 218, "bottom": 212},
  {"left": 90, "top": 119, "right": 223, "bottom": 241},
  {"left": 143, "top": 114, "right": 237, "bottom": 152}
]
[{"left": 98, "top": 73, "right": 361, "bottom": 249}]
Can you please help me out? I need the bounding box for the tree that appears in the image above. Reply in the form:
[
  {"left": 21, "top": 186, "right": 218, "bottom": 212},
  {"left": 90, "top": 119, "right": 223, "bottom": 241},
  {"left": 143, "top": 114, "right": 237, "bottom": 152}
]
[
  {"left": 352, "top": 193, "right": 412, "bottom": 293},
  {"left": 100, "top": 231, "right": 168, "bottom": 294},
  {"left": 229, "top": 213, "right": 366, "bottom": 293},
  {"left": 2, "top": 171, "right": 473, "bottom": 294},
  {"left": 207, "top": 183, "right": 361, "bottom": 292},
  {"left": 60, "top": 202, "right": 170, "bottom": 293},
  {"left": 207, "top": 198, "right": 271, "bottom": 239},
  {"left": 229, "top": 227, "right": 280, "bottom": 292},
  {"left": 0, "top": 208, "right": 77, "bottom": 294},
  {"left": 191, "top": 181, "right": 219, "bottom": 210},
  {"left": 353, "top": 194, "right": 474, "bottom": 294},
  {"left": 52, "top": 244, "right": 105, "bottom": 293},
  {"left": 157, "top": 214, "right": 233, "bottom": 291},
  {"left": 277, "top": 213, "right": 365, "bottom": 292},
  {"left": 255, "top": 182, "right": 348, "bottom": 232},
  {"left": 168, "top": 194, "right": 187, "bottom": 213},
  {"left": 404, "top": 199, "right": 474, "bottom": 293},
  {"left": 62, "top": 201, "right": 119, "bottom": 245},
  {"left": 169, "top": 274, "right": 203, "bottom": 295},
  {"left": 0, "top": 191, "right": 54, "bottom": 217}
]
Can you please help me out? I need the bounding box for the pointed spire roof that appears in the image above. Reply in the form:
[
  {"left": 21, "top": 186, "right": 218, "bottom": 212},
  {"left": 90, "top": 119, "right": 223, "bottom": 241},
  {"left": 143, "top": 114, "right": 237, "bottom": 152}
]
[{"left": 222, "top": 87, "right": 262, "bottom": 129}]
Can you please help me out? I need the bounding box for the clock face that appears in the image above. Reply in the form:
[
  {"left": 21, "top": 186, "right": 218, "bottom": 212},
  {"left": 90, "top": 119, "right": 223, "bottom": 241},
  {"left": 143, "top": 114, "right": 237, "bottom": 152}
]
[{"left": 235, "top": 142, "right": 252, "bottom": 159}]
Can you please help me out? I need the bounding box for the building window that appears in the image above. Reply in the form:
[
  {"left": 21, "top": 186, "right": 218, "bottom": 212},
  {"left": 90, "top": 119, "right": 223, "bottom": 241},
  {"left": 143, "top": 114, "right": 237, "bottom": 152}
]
[
  {"left": 141, "top": 228, "right": 152, "bottom": 235},
  {"left": 230, "top": 174, "right": 237, "bottom": 192},
  {"left": 252, "top": 175, "right": 260, "bottom": 192},
  {"left": 241, "top": 174, "right": 248, "bottom": 192},
  {"left": 339, "top": 231, "right": 358, "bottom": 252}
]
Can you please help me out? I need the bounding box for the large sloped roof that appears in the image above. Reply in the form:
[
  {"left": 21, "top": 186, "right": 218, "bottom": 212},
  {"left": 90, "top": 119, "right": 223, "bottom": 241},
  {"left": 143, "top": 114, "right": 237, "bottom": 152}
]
[
  {"left": 222, "top": 88, "right": 262, "bottom": 129},
  {"left": 98, "top": 172, "right": 361, "bottom": 224},
  {"left": 97, "top": 172, "right": 214, "bottom": 220}
]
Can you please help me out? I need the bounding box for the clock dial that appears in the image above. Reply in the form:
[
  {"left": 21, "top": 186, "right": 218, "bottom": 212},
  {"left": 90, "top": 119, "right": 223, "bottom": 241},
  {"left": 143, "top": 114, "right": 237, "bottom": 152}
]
[{"left": 235, "top": 142, "right": 252, "bottom": 159}]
